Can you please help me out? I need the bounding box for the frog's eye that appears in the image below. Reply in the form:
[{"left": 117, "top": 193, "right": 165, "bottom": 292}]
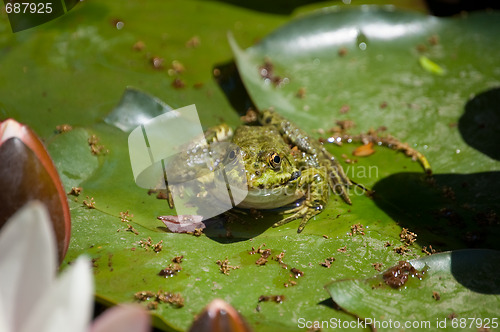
[
  {"left": 269, "top": 153, "right": 282, "bottom": 169},
  {"left": 226, "top": 147, "right": 239, "bottom": 163}
]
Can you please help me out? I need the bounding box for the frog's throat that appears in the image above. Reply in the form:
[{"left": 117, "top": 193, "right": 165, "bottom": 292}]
[{"left": 237, "top": 185, "right": 303, "bottom": 210}]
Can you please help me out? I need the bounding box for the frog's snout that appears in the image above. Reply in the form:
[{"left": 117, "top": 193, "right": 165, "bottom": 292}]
[{"left": 290, "top": 170, "right": 301, "bottom": 181}]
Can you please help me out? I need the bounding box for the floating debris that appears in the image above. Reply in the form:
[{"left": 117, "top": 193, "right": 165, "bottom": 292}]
[
  {"left": 216, "top": 258, "right": 240, "bottom": 275},
  {"left": 258, "top": 295, "right": 285, "bottom": 303},
  {"left": 382, "top": 260, "right": 425, "bottom": 289},
  {"left": 320, "top": 257, "right": 336, "bottom": 268}
]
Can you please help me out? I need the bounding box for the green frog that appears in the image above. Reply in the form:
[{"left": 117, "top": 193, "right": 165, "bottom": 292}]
[{"left": 165, "top": 109, "right": 352, "bottom": 233}]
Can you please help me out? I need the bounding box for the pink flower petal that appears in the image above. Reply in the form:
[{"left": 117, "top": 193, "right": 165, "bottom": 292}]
[{"left": 90, "top": 305, "right": 151, "bottom": 332}]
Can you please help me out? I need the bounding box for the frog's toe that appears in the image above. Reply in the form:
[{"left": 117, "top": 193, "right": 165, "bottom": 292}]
[
  {"left": 273, "top": 205, "right": 321, "bottom": 233},
  {"left": 272, "top": 215, "right": 297, "bottom": 228}
]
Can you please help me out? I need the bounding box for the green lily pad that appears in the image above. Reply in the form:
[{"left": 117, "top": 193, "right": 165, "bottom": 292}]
[
  {"left": 1, "top": 1, "right": 500, "bottom": 331},
  {"left": 325, "top": 249, "right": 500, "bottom": 331}
]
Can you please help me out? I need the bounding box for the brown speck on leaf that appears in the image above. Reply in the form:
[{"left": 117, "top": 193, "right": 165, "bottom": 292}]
[
  {"left": 83, "top": 196, "right": 95, "bottom": 209},
  {"left": 132, "top": 40, "right": 145, "bottom": 51},
  {"left": 296, "top": 87, "right": 306, "bottom": 99},
  {"left": 428, "top": 34, "right": 439, "bottom": 46},
  {"left": 213, "top": 68, "right": 221, "bottom": 77},
  {"left": 274, "top": 251, "right": 288, "bottom": 269},
  {"left": 126, "top": 224, "right": 139, "bottom": 235},
  {"left": 147, "top": 301, "right": 158, "bottom": 310},
  {"left": 258, "top": 58, "right": 286, "bottom": 87},
  {"left": 157, "top": 291, "right": 184, "bottom": 308},
  {"left": 108, "top": 253, "right": 113, "bottom": 271},
  {"left": 159, "top": 263, "right": 182, "bottom": 278},
  {"left": 416, "top": 43, "right": 427, "bottom": 53},
  {"left": 55, "top": 124, "right": 72, "bottom": 133},
  {"left": 338, "top": 47, "right": 348, "bottom": 57},
  {"left": 172, "top": 255, "right": 184, "bottom": 264},
  {"left": 448, "top": 122, "right": 458, "bottom": 128},
  {"left": 119, "top": 210, "right": 134, "bottom": 222},
  {"left": 172, "top": 78, "right": 186, "bottom": 89},
  {"left": 372, "top": 262, "right": 383, "bottom": 271},
  {"left": 339, "top": 104, "right": 350, "bottom": 114},
  {"left": 258, "top": 295, "right": 285, "bottom": 303},
  {"left": 336, "top": 120, "right": 355, "bottom": 131},
  {"left": 284, "top": 280, "right": 297, "bottom": 288},
  {"left": 478, "top": 327, "right": 491, "bottom": 332},
  {"left": 193, "top": 82, "right": 204, "bottom": 89},
  {"left": 422, "top": 245, "right": 437, "bottom": 255},
  {"left": 290, "top": 267, "right": 304, "bottom": 279},
  {"left": 68, "top": 186, "right": 82, "bottom": 196},
  {"left": 150, "top": 56, "right": 164, "bottom": 70},
  {"left": 249, "top": 244, "right": 271, "bottom": 265},
  {"left": 394, "top": 245, "right": 410, "bottom": 255},
  {"left": 152, "top": 240, "right": 163, "bottom": 253},
  {"left": 379, "top": 101, "right": 388, "bottom": 109},
  {"left": 138, "top": 237, "right": 153, "bottom": 249},
  {"left": 320, "top": 257, "right": 336, "bottom": 268},
  {"left": 138, "top": 237, "right": 162, "bottom": 252},
  {"left": 383, "top": 260, "right": 424, "bottom": 289},
  {"left": 216, "top": 258, "right": 240, "bottom": 275},
  {"left": 349, "top": 223, "right": 365, "bottom": 236},
  {"left": 134, "top": 291, "right": 155, "bottom": 302},
  {"left": 448, "top": 312, "right": 457, "bottom": 320},
  {"left": 432, "top": 291, "right": 441, "bottom": 301},
  {"left": 255, "top": 257, "right": 268, "bottom": 266},
  {"left": 400, "top": 228, "right": 417, "bottom": 245},
  {"left": 168, "top": 60, "right": 185, "bottom": 76},
  {"left": 88, "top": 135, "right": 108, "bottom": 155},
  {"left": 186, "top": 35, "right": 200, "bottom": 48},
  {"left": 337, "top": 246, "right": 347, "bottom": 253},
  {"left": 322, "top": 234, "right": 329, "bottom": 239},
  {"left": 91, "top": 257, "right": 99, "bottom": 268}
]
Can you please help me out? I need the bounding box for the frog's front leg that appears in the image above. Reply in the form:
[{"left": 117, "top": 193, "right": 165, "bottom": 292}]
[{"left": 273, "top": 167, "right": 330, "bottom": 233}]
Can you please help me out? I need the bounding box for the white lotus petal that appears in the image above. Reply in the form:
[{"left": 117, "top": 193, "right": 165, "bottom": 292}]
[
  {"left": 90, "top": 305, "right": 151, "bottom": 332},
  {"left": 20, "top": 256, "right": 94, "bottom": 332},
  {"left": 0, "top": 201, "right": 57, "bottom": 332}
]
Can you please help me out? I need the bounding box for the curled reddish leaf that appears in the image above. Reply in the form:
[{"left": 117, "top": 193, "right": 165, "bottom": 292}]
[
  {"left": 0, "top": 119, "right": 71, "bottom": 263},
  {"left": 352, "top": 142, "right": 375, "bottom": 157},
  {"left": 188, "top": 299, "right": 252, "bottom": 332}
]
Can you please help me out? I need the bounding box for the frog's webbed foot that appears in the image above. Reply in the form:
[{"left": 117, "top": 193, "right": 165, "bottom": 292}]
[
  {"left": 273, "top": 167, "right": 329, "bottom": 233},
  {"left": 273, "top": 203, "right": 323, "bottom": 233}
]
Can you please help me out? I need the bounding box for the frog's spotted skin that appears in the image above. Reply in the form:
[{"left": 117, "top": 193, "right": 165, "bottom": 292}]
[
  {"left": 165, "top": 109, "right": 352, "bottom": 233},
  {"left": 237, "top": 109, "right": 352, "bottom": 233}
]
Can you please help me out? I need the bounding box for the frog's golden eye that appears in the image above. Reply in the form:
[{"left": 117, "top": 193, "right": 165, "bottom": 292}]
[{"left": 269, "top": 152, "right": 282, "bottom": 169}]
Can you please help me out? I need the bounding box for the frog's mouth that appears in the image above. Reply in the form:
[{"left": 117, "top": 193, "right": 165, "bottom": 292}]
[
  {"left": 250, "top": 170, "right": 301, "bottom": 189},
  {"left": 237, "top": 170, "right": 302, "bottom": 210}
]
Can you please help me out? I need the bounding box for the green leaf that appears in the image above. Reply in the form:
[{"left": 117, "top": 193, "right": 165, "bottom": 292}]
[{"left": 325, "top": 249, "right": 500, "bottom": 331}]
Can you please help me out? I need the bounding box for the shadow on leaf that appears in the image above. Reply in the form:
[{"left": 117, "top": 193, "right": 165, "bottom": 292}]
[
  {"left": 372, "top": 171, "right": 500, "bottom": 251},
  {"left": 459, "top": 87, "right": 500, "bottom": 161}
]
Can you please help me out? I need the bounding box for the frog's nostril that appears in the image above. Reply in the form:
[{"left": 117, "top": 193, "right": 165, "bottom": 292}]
[{"left": 291, "top": 171, "right": 301, "bottom": 180}]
